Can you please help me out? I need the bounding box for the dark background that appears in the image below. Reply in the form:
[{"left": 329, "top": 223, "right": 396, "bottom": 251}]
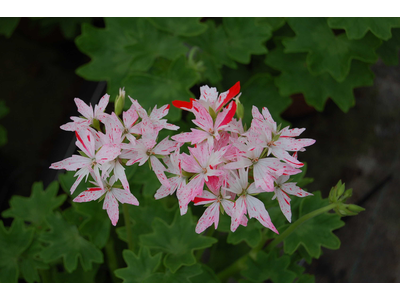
[{"left": 0, "top": 18, "right": 399, "bottom": 282}]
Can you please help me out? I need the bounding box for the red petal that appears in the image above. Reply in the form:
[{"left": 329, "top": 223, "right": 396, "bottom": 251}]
[
  {"left": 219, "top": 101, "right": 237, "bottom": 127},
  {"left": 172, "top": 98, "right": 195, "bottom": 110},
  {"left": 217, "top": 81, "right": 240, "bottom": 110}
]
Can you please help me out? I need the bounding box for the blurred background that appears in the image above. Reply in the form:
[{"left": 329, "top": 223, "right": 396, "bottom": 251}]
[{"left": 0, "top": 17, "right": 399, "bottom": 282}]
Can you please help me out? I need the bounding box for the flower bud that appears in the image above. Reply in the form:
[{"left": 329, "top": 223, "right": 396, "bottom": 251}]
[
  {"left": 114, "top": 87, "right": 125, "bottom": 116},
  {"left": 235, "top": 94, "right": 244, "bottom": 119}
]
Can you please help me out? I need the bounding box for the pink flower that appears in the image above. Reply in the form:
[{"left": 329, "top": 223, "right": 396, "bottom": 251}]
[
  {"left": 226, "top": 168, "right": 278, "bottom": 234},
  {"left": 50, "top": 129, "right": 120, "bottom": 194},
  {"left": 73, "top": 176, "right": 139, "bottom": 226},
  {"left": 272, "top": 175, "right": 313, "bottom": 222},
  {"left": 60, "top": 94, "right": 109, "bottom": 131}
]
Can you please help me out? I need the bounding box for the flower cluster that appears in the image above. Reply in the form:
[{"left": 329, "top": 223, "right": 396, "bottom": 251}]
[
  {"left": 50, "top": 82, "right": 315, "bottom": 234},
  {"left": 50, "top": 89, "right": 180, "bottom": 225}
]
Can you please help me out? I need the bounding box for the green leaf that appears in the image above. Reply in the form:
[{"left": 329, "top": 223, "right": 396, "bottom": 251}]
[
  {"left": 189, "top": 264, "right": 220, "bottom": 283},
  {"left": 116, "top": 191, "right": 176, "bottom": 248},
  {"left": 377, "top": 28, "right": 400, "bottom": 65},
  {"left": 123, "top": 55, "right": 200, "bottom": 122},
  {"left": 183, "top": 20, "right": 237, "bottom": 83},
  {"left": 33, "top": 17, "right": 92, "bottom": 39},
  {"left": 18, "top": 239, "right": 49, "bottom": 283},
  {"left": 327, "top": 17, "right": 400, "bottom": 41},
  {"left": 223, "top": 17, "right": 272, "bottom": 64},
  {"left": 241, "top": 73, "right": 292, "bottom": 126},
  {"left": 255, "top": 17, "right": 286, "bottom": 32},
  {"left": 283, "top": 192, "right": 345, "bottom": 258},
  {"left": 2, "top": 181, "right": 67, "bottom": 229},
  {"left": 148, "top": 17, "right": 207, "bottom": 37},
  {"left": 241, "top": 249, "right": 297, "bottom": 283},
  {"left": 74, "top": 201, "right": 111, "bottom": 249},
  {"left": 75, "top": 18, "right": 187, "bottom": 96},
  {"left": 283, "top": 17, "right": 381, "bottom": 81},
  {"left": 145, "top": 264, "right": 202, "bottom": 283},
  {"left": 51, "top": 263, "right": 100, "bottom": 283},
  {"left": 266, "top": 43, "right": 375, "bottom": 112},
  {"left": 0, "top": 219, "right": 34, "bottom": 283},
  {"left": 114, "top": 247, "right": 162, "bottom": 282},
  {"left": 58, "top": 170, "right": 88, "bottom": 198},
  {"left": 0, "top": 17, "right": 20, "bottom": 38},
  {"left": 140, "top": 209, "right": 217, "bottom": 273},
  {"left": 39, "top": 212, "right": 103, "bottom": 273},
  {"left": 218, "top": 213, "right": 262, "bottom": 248}
]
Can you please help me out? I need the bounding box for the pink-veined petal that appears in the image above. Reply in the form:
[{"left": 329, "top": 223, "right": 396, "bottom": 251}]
[
  {"left": 74, "top": 98, "right": 93, "bottom": 120},
  {"left": 246, "top": 195, "right": 278, "bottom": 234},
  {"left": 230, "top": 196, "right": 247, "bottom": 232},
  {"left": 216, "top": 81, "right": 240, "bottom": 111},
  {"left": 279, "top": 126, "right": 306, "bottom": 138},
  {"left": 274, "top": 188, "right": 292, "bottom": 222},
  {"left": 112, "top": 188, "right": 139, "bottom": 206},
  {"left": 73, "top": 187, "right": 105, "bottom": 203},
  {"left": 94, "top": 94, "right": 109, "bottom": 117},
  {"left": 95, "top": 144, "right": 121, "bottom": 164},
  {"left": 282, "top": 182, "right": 313, "bottom": 198},
  {"left": 150, "top": 156, "right": 170, "bottom": 188},
  {"left": 50, "top": 155, "right": 90, "bottom": 171},
  {"left": 221, "top": 199, "right": 248, "bottom": 227},
  {"left": 75, "top": 129, "right": 96, "bottom": 158},
  {"left": 271, "top": 147, "right": 304, "bottom": 168},
  {"left": 114, "top": 160, "right": 129, "bottom": 191},
  {"left": 195, "top": 202, "right": 220, "bottom": 234},
  {"left": 103, "top": 192, "right": 119, "bottom": 226},
  {"left": 275, "top": 138, "right": 316, "bottom": 152},
  {"left": 123, "top": 107, "right": 139, "bottom": 129}
]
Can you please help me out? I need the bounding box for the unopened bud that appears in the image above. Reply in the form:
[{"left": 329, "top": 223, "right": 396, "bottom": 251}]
[
  {"left": 235, "top": 94, "right": 244, "bottom": 119},
  {"left": 347, "top": 204, "right": 365, "bottom": 214},
  {"left": 114, "top": 87, "right": 126, "bottom": 116}
]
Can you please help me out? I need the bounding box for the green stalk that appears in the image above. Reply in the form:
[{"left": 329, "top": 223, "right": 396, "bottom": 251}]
[
  {"left": 265, "top": 203, "right": 336, "bottom": 251},
  {"left": 105, "top": 236, "right": 119, "bottom": 282},
  {"left": 217, "top": 203, "right": 337, "bottom": 282},
  {"left": 123, "top": 203, "right": 134, "bottom": 251}
]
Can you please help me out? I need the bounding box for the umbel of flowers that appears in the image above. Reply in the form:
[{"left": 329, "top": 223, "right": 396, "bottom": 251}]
[{"left": 50, "top": 82, "right": 315, "bottom": 234}]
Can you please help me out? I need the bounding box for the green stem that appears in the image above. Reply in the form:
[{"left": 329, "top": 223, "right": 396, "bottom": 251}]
[
  {"left": 265, "top": 203, "right": 336, "bottom": 251},
  {"left": 217, "top": 203, "right": 336, "bottom": 282},
  {"left": 105, "top": 236, "right": 119, "bottom": 282},
  {"left": 39, "top": 269, "right": 51, "bottom": 283},
  {"left": 123, "top": 203, "right": 134, "bottom": 251}
]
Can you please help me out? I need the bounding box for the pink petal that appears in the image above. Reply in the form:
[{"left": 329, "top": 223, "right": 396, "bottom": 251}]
[
  {"left": 274, "top": 188, "right": 292, "bottom": 223},
  {"left": 95, "top": 144, "right": 121, "bottom": 164},
  {"left": 279, "top": 126, "right": 306, "bottom": 138},
  {"left": 230, "top": 196, "right": 247, "bottom": 232},
  {"left": 74, "top": 98, "right": 93, "bottom": 120},
  {"left": 123, "top": 107, "right": 139, "bottom": 129},
  {"left": 246, "top": 195, "right": 278, "bottom": 234},
  {"left": 94, "top": 94, "right": 109, "bottom": 117},
  {"left": 114, "top": 161, "right": 129, "bottom": 191},
  {"left": 275, "top": 138, "right": 316, "bottom": 152},
  {"left": 75, "top": 129, "right": 95, "bottom": 158},
  {"left": 282, "top": 183, "right": 313, "bottom": 198},
  {"left": 73, "top": 187, "right": 105, "bottom": 203},
  {"left": 150, "top": 156, "right": 170, "bottom": 188},
  {"left": 195, "top": 202, "right": 220, "bottom": 234},
  {"left": 50, "top": 155, "right": 90, "bottom": 171},
  {"left": 103, "top": 192, "right": 120, "bottom": 226},
  {"left": 112, "top": 188, "right": 139, "bottom": 206},
  {"left": 216, "top": 81, "right": 240, "bottom": 111}
]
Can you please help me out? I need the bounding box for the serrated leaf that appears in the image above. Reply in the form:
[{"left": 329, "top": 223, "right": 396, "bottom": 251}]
[
  {"left": 223, "top": 17, "right": 272, "bottom": 64},
  {"left": 183, "top": 20, "right": 237, "bottom": 83},
  {"left": 327, "top": 17, "right": 400, "bottom": 41},
  {"left": 18, "top": 239, "right": 49, "bottom": 283},
  {"left": 266, "top": 43, "right": 375, "bottom": 112},
  {"left": 241, "top": 249, "right": 297, "bottom": 283},
  {"left": 283, "top": 17, "right": 381, "bottom": 81},
  {"left": 148, "top": 17, "right": 207, "bottom": 37},
  {"left": 140, "top": 209, "right": 217, "bottom": 273},
  {"left": 377, "top": 28, "right": 400, "bottom": 65},
  {"left": 123, "top": 55, "right": 200, "bottom": 122},
  {"left": 2, "top": 181, "right": 67, "bottom": 229},
  {"left": 189, "top": 264, "right": 220, "bottom": 283},
  {"left": 39, "top": 213, "right": 103, "bottom": 273},
  {"left": 51, "top": 263, "right": 100, "bottom": 283},
  {"left": 145, "top": 264, "right": 202, "bottom": 283},
  {"left": 74, "top": 201, "right": 111, "bottom": 249},
  {"left": 75, "top": 18, "right": 187, "bottom": 96},
  {"left": 114, "top": 247, "right": 162, "bottom": 282},
  {"left": 218, "top": 213, "right": 262, "bottom": 248},
  {"left": 283, "top": 192, "right": 345, "bottom": 258},
  {"left": 255, "top": 17, "right": 286, "bottom": 31},
  {"left": 241, "top": 73, "right": 292, "bottom": 126},
  {"left": 116, "top": 191, "right": 176, "bottom": 248},
  {"left": 0, "top": 17, "right": 20, "bottom": 38},
  {"left": 0, "top": 219, "right": 34, "bottom": 283}
]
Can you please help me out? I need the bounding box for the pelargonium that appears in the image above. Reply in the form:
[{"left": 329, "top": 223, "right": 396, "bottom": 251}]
[{"left": 50, "top": 82, "right": 315, "bottom": 234}]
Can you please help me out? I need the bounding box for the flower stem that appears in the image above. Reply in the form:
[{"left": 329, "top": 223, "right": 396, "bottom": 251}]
[
  {"left": 123, "top": 203, "right": 134, "bottom": 251},
  {"left": 105, "top": 236, "right": 119, "bottom": 282},
  {"left": 217, "top": 203, "right": 337, "bottom": 282}
]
